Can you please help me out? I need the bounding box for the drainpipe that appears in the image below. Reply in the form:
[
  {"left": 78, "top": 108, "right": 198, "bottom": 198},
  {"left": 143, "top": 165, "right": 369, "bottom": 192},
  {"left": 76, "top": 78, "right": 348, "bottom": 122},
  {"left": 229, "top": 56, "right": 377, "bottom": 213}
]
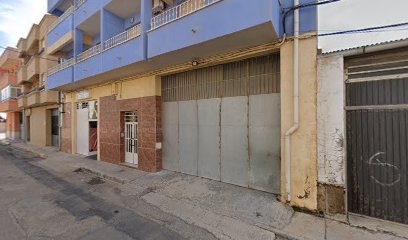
[
  {"left": 284, "top": 0, "right": 300, "bottom": 202},
  {"left": 58, "top": 91, "right": 63, "bottom": 151}
]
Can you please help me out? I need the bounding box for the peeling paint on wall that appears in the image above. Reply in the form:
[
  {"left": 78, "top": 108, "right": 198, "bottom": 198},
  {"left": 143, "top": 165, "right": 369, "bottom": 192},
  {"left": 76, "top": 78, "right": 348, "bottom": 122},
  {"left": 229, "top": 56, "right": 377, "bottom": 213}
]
[
  {"left": 317, "top": 54, "right": 345, "bottom": 186},
  {"left": 297, "top": 176, "right": 311, "bottom": 199}
]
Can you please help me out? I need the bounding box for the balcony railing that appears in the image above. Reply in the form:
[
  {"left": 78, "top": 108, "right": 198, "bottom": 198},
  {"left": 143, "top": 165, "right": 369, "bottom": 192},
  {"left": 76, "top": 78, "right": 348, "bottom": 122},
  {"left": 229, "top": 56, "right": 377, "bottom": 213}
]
[
  {"left": 104, "top": 24, "right": 141, "bottom": 51},
  {"left": 75, "top": 0, "right": 87, "bottom": 9},
  {"left": 48, "top": 5, "right": 74, "bottom": 33},
  {"left": 150, "top": 0, "right": 222, "bottom": 30},
  {"left": 77, "top": 44, "right": 101, "bottom": 63},
  {"left": 48, "top": 57, "right": 75, "bottom": 76},
  {"left": 48, "top": 25, "right": 142, "bottom": 77}
]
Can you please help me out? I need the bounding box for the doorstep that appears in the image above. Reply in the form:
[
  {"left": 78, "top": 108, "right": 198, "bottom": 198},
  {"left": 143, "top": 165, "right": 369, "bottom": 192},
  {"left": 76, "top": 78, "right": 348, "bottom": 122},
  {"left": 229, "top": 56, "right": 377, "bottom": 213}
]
[{"left": 120, "top": 162, "right": 139, "bottom": 169}]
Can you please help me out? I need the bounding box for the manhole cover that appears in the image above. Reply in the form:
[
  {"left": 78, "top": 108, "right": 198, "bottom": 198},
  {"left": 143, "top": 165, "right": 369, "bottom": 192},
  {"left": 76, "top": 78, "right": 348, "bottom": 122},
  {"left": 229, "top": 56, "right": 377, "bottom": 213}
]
[{"left": 87, "top": 177, "right": 105, "bottom": 185}]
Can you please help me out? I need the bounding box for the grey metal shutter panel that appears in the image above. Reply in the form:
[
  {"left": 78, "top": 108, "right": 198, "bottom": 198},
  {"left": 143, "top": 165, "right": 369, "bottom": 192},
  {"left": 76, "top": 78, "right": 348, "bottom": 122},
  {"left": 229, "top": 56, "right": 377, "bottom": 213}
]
[
  {"left": 162, "top": 54, "right": 281, "bottom": 193},
  {"left": 346, "top": 48, "right": 408, "bottom": 224}
]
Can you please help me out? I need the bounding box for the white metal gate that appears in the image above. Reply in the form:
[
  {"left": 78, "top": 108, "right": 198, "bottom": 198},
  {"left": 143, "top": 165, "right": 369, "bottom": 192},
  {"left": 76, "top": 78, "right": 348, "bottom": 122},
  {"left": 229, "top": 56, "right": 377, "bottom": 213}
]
[
  {"left": 76, "top": 104, "right": 89, "bottom": 156},
  {"left": 125, "top": 112, "right": 138, "bottom": 165}
]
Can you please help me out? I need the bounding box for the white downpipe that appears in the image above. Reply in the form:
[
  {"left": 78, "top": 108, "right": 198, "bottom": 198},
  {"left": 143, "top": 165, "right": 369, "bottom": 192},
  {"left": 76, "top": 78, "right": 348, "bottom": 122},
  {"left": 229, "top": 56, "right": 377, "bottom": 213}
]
[{"left": 285, "top": 0, "right": 300, "bottom": 202}]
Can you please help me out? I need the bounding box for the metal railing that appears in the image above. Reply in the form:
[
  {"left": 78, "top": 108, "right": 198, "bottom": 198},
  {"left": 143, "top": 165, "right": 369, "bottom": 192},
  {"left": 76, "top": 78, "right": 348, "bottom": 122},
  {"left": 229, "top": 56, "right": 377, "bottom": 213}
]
[
  {"left": 104, "top": 24, "right": 141, "bottom": 50},
  {"left": 77, "top": 44, "right": 101, "bottom": 63},
  {"left": 48, "top": 25, "right": 142, "bottom": 76},
  {"left": 75, "top": 0, "right": 87, "bottom": 9},
  {"left": 48, "top": 5, "right": 74, "bottom": 33},
  {"left": 150, "top": 0, "right": 222, "bottom": 30},
  {"left": 48, "top": 57, "right": 75, "bottom": 76}
]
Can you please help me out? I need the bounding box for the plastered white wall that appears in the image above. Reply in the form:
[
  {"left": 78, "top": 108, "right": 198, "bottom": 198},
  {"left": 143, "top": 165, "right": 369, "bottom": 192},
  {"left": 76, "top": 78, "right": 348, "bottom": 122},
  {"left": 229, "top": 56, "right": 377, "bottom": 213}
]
[{"left": 317, "top": 54, "right": 345, "bottom": 186}]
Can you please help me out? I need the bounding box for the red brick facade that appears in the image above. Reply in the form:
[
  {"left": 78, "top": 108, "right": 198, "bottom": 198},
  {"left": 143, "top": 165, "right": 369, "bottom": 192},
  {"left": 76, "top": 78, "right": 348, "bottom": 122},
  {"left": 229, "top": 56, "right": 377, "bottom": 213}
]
[
  {"left": 6, "top": 111, "right": 20, "bottom": 136},
  {"left": 61, "top": 102, "right": 72, "bottom": 153},
  {"left": 99, "top": 95, "right": 162, "bottom": 172}
]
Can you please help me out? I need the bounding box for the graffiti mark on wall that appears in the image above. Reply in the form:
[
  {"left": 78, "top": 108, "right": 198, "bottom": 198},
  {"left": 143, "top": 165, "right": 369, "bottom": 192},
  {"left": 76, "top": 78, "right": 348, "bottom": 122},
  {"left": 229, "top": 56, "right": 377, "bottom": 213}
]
[{"left": 367, "top": 152, "right": 401, "bottom": 187}]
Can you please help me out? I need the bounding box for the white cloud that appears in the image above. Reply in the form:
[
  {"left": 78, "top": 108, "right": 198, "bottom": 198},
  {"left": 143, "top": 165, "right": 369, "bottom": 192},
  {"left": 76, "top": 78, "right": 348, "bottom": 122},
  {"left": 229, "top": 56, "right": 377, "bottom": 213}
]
[
  {"left": 318, "top": 0, "right": 408, "bottom": 53},
  {"left": 0, "top": 0, "right": 47, "bottom": 48}
]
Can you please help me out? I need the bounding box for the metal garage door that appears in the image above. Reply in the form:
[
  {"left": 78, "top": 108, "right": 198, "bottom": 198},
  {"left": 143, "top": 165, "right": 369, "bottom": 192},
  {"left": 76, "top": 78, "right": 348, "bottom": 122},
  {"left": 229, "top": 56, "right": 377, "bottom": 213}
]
[
  {"left": 162, "top": 54, "right": 281, "bottom": 193},
  {"left": 346, "top": 49, "right": 408, "bottom": 224}
]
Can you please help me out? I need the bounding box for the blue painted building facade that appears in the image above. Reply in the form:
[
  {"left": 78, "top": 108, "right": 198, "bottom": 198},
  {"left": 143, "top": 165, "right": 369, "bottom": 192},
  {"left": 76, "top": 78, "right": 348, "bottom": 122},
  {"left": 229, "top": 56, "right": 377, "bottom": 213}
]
[
  {"left": 46, "top": 0, "right": 317, "bottom": 91},
  {"left": 47, "top": 0, "right": 322, "bottom": 212}
]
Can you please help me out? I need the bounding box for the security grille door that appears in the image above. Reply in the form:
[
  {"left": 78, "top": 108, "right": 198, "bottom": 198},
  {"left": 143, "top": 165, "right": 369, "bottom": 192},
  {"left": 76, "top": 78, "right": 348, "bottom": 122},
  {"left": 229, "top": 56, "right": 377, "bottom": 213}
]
[
  {"left": 125, "top": 112, "right": 138, "bottom": 165},
  {"left": 346, "top": 49, "right": 408, "bottom": 224},
  {"left": 162, "top": 54, "right": 281, "bottom": 193}
]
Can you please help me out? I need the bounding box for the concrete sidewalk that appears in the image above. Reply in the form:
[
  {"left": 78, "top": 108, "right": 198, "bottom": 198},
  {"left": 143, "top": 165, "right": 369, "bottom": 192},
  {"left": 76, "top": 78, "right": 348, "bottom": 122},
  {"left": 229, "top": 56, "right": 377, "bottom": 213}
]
[{"left": 5, "top": 141, "right": 408, "bottom": 240}]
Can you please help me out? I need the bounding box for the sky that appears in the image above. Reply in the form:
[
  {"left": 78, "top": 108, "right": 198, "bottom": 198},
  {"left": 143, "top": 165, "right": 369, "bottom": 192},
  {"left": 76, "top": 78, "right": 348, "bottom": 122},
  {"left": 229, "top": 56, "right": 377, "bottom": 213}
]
[
  {"left": 0, "top": 0, "right": 47, "bottom": 52},
  {"left": 318, "top": 0, "right": 408, "bottom": 53}
]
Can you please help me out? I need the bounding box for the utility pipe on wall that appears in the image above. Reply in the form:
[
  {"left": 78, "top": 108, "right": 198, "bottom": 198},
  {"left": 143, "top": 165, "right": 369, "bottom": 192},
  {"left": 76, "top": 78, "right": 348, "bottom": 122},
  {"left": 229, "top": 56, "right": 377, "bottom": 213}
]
[
  {"left": 284, "top": 0, "right": 300, "bottom": 202},
  {"left": 58, "top": 91, "right": 63, "bottom": 151}
]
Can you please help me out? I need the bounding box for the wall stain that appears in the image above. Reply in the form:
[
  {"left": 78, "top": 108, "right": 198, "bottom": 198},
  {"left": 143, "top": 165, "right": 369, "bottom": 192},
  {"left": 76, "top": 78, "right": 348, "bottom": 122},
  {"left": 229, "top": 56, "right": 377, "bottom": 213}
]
[{"left": 297, "top": 176, "right": 311, "bottom": 199}]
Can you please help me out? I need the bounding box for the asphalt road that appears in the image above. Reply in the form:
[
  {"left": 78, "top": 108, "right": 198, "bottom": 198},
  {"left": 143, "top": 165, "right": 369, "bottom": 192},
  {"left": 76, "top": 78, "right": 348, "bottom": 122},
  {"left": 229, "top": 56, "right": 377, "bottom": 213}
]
[{"left": 0, "top": 144, "right": 215, "bottom": 240}]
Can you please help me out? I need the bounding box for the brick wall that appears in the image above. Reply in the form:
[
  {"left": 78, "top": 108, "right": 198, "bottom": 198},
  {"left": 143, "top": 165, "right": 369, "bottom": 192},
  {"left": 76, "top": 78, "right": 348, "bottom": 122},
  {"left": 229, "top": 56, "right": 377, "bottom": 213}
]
[
  {"left": 317, "top": 183, "right": 345, "bottom": 215},
  {"left": 99, "top": 95, "right": 162, "bottom": 172},
  {"left": 6, "top": 112, "right": 19, "bottom": 133}
]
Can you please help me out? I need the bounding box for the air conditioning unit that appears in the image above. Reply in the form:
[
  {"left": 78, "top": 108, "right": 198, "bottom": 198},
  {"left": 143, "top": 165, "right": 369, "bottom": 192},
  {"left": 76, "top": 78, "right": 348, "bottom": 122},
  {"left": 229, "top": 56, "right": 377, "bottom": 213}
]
[{"left": 152, "top": 0, "right": 165, "bottom": 15}]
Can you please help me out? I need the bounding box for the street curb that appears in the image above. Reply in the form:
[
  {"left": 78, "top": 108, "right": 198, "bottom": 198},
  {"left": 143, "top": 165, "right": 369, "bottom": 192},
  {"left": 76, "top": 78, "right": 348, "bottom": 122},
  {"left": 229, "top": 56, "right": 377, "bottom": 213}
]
[
  {"left": 6, "top": 142, "right": 48, "bottom": 159},
  {"left": 256, "top": 224, "right": 312, "bottom": 240},
  {"left": 74, "top": 167, "right": 127, "bottom": 184}
]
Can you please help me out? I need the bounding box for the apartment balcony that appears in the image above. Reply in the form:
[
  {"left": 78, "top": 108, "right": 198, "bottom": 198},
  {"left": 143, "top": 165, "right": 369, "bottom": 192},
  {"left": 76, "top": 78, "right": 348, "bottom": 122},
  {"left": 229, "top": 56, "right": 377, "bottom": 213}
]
[
  {"left": 40, "top": 90, "right": 58, "bottom": 105},
  {"left": 47, "top": 58, "right": 75, "bottom": 90},
  {"left": 26, "top": 88, "right": 58, "bottom": 107},
  {"left": 100, "top": 25, "right": 143, "bottom": 75},
  {"left": 147, "top": 0, "right": 281, "bottom": 65},
  {"left": 17, "top": 38, "right": 27, "bottom": 57},
  {"left": 48, "top": 0, "right": 63, "bottom": 14},
  {"left": 17, "top": 66, "right": 28, "bottom": 84},
  {"left": 26, "top": 25, "right": 40, "bottom": 53},
  {"left": 75, "top": 44, "right": 102, "bottom": 81},
  {"left": 75, "top": 24, "right": 143, "bottom": 83},
  {"left": 47, "top": 6, "right": 74, "bottom": 55},
  {"left": 26, "top": 91, "right": 41, "bottom": 107},
  {"left": 74, "top": 0, "right": 111, "bottom": 26},
  {"left": 26, "top": 57, "right": 40, "bottom": 82},
  {"left": 0, "top": 100, "right": 19, "bottom": 112},
  {"left": 18, "top": 96, "right": 27, "bottom": 109}
]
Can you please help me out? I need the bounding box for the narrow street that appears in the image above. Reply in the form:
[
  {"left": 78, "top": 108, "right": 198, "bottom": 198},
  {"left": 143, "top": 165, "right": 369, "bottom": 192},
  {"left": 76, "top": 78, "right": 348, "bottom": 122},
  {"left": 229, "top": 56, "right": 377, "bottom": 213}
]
[
  {"left": 0, "top": 144, "right": 218, "bottom": 240},
  {"left": 1, "top": 142, "right": 407, "bottom": 240}
]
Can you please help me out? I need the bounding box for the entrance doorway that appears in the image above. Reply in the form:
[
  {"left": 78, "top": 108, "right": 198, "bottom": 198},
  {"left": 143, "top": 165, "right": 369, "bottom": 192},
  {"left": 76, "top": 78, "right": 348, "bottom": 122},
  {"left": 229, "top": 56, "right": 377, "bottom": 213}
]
[
  {"left": 124, "top": 112, "right": 138, "bottom": 165},
  {"left": 345, "top": 50, "right": 408, "bottom": 224},
  {"left": 26, "top": 116, "right": 30, "bottom": 142},
  {"left": 51, "top": 109, "right": 59, "bottom": 147},
  {"left": 76, "top": 101, "right": 98, "bottom": 157}
]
